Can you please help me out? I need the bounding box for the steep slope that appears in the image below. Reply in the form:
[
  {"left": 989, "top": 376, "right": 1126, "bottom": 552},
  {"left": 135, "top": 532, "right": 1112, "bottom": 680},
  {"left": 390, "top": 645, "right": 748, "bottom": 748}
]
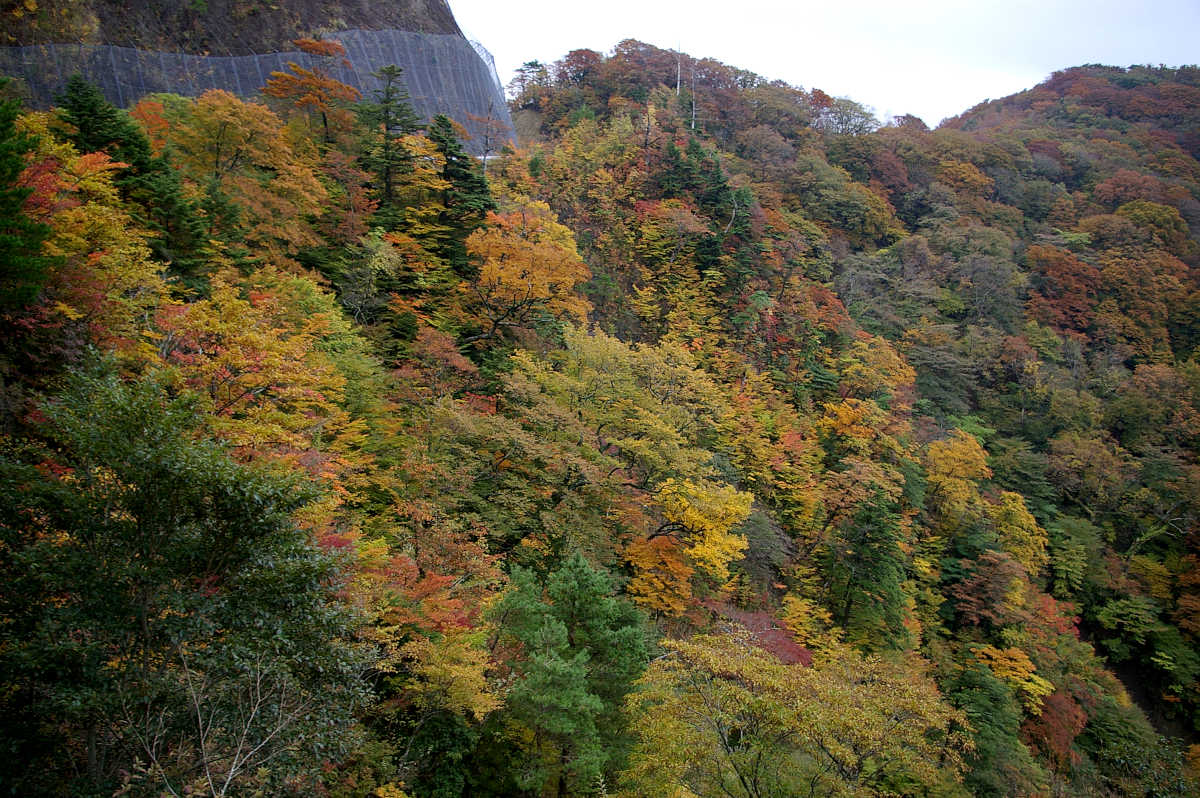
[
  {"left": 499, "top": 46, "right": 1200, "bottom": 792},
  {"left": 0, "top": 0, "right": 512, "bottom": 148},
  {"left": 1, "top": 27, "right": 1198, "bottom": 796},
  {"left": 3, "top": 0, "right": 462, "bottom": 52}
]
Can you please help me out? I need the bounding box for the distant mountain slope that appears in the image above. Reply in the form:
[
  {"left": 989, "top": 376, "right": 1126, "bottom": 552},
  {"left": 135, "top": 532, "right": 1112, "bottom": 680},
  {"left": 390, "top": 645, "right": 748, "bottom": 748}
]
[{"left": 944, "top": 64, "right": 1200, "bottom": 159}]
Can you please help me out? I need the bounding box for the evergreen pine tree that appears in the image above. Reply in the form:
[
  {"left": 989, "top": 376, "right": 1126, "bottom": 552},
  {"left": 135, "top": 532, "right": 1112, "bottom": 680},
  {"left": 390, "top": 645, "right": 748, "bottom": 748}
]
[
  {"left": 486, "top": 552, "right": 647, "bottom": 796},
  {"left": 826, "top": 490, "right": 913, "bottom": 650}
]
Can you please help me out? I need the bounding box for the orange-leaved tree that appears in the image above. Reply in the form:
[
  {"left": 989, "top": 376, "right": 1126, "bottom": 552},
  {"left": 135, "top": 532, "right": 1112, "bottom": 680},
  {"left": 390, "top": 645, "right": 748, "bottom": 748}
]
[
  {"left": 263, "top": 38, "right": 361, "bottom": 147},
  {"left": 162, "top": 90, "right": 327, "bottom": 268},
  {"left": 457, "top": 199, "right": 590, "bottom": 345}
]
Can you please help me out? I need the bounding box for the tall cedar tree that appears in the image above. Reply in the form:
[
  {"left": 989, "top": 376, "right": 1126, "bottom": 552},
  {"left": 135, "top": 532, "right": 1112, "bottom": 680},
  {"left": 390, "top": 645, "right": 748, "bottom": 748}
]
[
  {"left": 477, "top": 552, "right": 647, "bottom": 797},
  {"left": 824, "top": 489, "right": 913, "bottom": 651},
  {"left": 426, "top": 114, "right": 494, "bottom": 276},
  {"left": 358, "top": 64, "right": 423, "bottom": 215}
]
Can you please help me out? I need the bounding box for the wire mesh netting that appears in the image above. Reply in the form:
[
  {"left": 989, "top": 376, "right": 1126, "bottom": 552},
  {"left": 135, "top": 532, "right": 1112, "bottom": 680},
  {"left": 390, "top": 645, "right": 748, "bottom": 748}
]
[{"left": 0, "top": 29, "right": 513, "bottom": 153}]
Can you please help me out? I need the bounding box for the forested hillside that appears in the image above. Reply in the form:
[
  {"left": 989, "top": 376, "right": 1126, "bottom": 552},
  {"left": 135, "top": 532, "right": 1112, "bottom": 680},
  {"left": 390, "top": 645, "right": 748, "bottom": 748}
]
[{"left": 1, "top": 36, "right": 1198, "bottom": 797}]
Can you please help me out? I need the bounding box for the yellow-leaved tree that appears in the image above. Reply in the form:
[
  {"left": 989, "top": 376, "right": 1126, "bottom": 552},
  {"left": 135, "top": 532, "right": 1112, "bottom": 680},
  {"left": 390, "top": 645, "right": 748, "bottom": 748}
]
[
  {"left": 16, "top": 112, "right": 166, "bottom": 364},
  {"left": 161, "top": 90, "right": 327, "bottom": 267},
  {"left": 988, "top": 490, "right": 1050, "bottom": 576},
  {"left": 622, "top": 632, "right": 970, "bottom": 797},
  {"left": 925, "top": 428, "right": 992, "bottom": 524},
  {"left": 654, "top": 478, "right": 752, "bottom": 582},
  {"left": 627, "top": 478, "right": 752, "bottom": 616},
  {"left": 155, "top": 266, "right": 362, "bottom": 465},
  {"left": 973, "top": 644, "right": 1055, "bottom": 714}
]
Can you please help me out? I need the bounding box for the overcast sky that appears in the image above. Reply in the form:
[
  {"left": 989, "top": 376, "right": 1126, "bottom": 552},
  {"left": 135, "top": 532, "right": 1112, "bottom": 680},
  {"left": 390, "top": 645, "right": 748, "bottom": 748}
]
[{"left": 449, "top": 0, "right": 1200, "bottom": 128}]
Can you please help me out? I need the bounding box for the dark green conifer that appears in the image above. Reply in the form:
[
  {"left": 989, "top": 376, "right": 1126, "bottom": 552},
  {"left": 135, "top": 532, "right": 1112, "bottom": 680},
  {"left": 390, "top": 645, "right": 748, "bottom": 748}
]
[
  {"left": 482, "top": 552, "right": 647, "bottom": 796},
  {"left": 0, "top": 90, "right": 51, "bottom": 309},
  {"left": 358, "top": 64, "right": 423, "bottom": 215},
  {"left": 55, "top": 75, "right": 207, "bottom": 285},
  {"left": 826, "top": 490, "right": 913, "bottom": 651},
  {"left": 426, "top": 113, "right": 494, "bottom": 275},
  {"left": 0, "top": 367, "right": 368, "bottom": 795}
]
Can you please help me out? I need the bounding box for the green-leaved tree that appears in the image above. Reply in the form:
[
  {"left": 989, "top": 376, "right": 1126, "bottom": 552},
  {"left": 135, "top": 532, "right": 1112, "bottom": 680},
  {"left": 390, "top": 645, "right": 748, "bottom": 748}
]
[
  {"left": 483, "top": 552, "right": 647, "bottom": 797},
  {"left": 0, "top": 367, "right": 369, "bottom": 796}
]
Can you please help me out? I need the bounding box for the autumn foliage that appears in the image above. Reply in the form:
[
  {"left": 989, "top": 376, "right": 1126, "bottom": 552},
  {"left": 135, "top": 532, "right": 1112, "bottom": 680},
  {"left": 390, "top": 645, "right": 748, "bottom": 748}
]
[{"left": 1, "top": 43, "right": 1199, "bottom": 798}]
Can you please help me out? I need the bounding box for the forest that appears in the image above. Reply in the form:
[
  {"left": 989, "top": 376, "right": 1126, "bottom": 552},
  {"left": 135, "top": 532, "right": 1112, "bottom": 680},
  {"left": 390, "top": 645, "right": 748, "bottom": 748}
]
[{"left": 1, "top": 34, "right": 1199, "bottom": 798}]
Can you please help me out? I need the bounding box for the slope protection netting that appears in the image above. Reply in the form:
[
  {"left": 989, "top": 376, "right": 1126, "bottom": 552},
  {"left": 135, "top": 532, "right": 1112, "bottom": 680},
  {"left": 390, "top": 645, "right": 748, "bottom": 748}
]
[
  {"left": 0, "top": 29, "right": 513, "bottom": 153},
  {"left": 468, "top": 38, "right": 505, "bottom": 96}
]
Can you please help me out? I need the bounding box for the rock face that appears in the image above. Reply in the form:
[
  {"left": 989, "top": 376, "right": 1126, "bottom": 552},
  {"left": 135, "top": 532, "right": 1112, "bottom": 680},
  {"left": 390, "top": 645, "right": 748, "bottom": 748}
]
[
  {"left": 0, "top": 0, "right": 512, "bottom": 151},
  {"left": 4, "top": 0, "right": 463, "bottom": 52}
]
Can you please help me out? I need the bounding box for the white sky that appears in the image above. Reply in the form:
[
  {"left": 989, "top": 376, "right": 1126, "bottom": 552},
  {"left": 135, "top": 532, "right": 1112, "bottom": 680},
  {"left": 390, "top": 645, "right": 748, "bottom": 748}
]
[{"left": 450, "top": 0, "right": 1200, "bottom": 128}]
